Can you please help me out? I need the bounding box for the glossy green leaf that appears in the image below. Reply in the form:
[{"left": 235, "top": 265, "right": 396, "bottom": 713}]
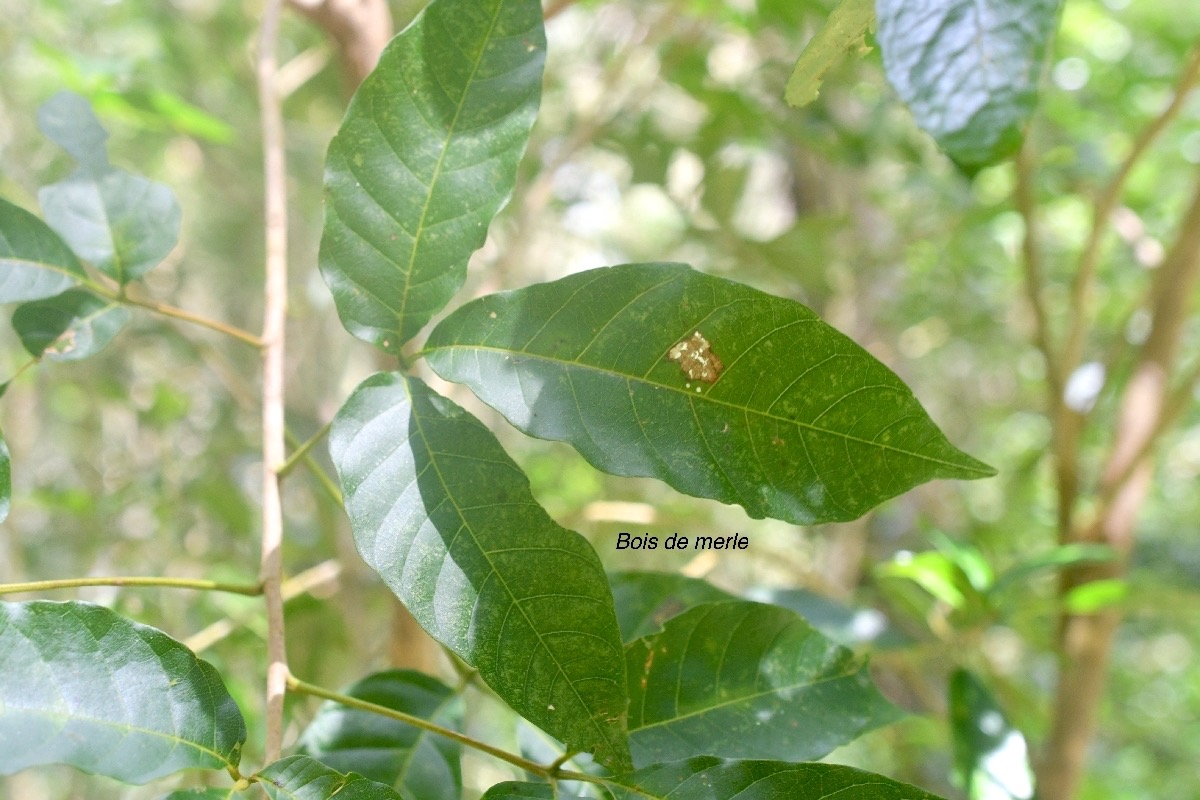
[
  {"left": 0, "top": 600, "right": 246, "bottom": 784},
  {"left": 329, "top": 373, "right": 631, "bottom": 770},
  {"left": 481, "top": 782, "right": 588, "bottom": 799},
  {"left": 256, "top": 756, "right": 406, "bottom": 800},
  {"left": 319, "top": 0, "right": 545, "bottom": 352},
  {"left": 426, "top": 263, "right": 994, "bottom": 525},
  {"left": 0, "top": 428, "right": 9, "bottom": 523},
  {"left": 609, "top": 571, "right": 734, "bottom": 642},
  {"left": 296, "top": 670, "right": 462, "bottom": 800},
  {"left": 785, "top": 0, "right": 875, "bottom": 107},
  {"left": 609, "top": 758, "right": 948, "bottom": 799},
  {"left": 12, "top": 289, "right": 131, "bottom": 361},
  {"left": 875, "top": 0, "right": 1061, "bottom": 169},
  {"left": 37, "top": 92, "right": 181, "bottom": 283},
  {"left": 949, "top": 669, "right": 1033, "bottom": 800},
  {"left": 0, "top": 198, "right": 87, "bottom": 303},
  {"left": 625, "top": 601, "right": 902, "bottom": 766}
]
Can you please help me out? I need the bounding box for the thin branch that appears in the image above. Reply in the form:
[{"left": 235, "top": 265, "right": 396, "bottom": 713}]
[
  {"left": 257, "top": 0, "right": 290, "bottom": 763},
  {"left": 279, "top": 420, "right": 333, "bottom": 478},
  {"left": 1014, "top": 138, "right": 1063, "bottom": 397},
  {"left": 117, "top": 293, "right": 264, "bottom": 348},
  {"left": 0, "top": 576, "right": 262, "bottom": 597},
  {"left": 284, "top": 428, "right": 344, "bottom": 506},
  {"left": 1060, "top": 43, "right": 1200, "bottom": 382}
]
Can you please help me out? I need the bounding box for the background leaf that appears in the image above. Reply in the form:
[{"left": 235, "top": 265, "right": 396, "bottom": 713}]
[
  {"left": 426, "top": 263, "right": 994, "bottom": 525},
  {"left": 609, "top": 758, "right": 948, "bottom": 799},
  {"left": 0, "top": 600, "right": 246, "bottom": 784},
  {"left": 624, "top": 601, "right": 902, "bottom": 766},
  {"left": 37, "top": 91, "right": 181, "bottom": 284},
  {"left": 296, "top": 670, "right": 462, "bottom": 800},
  {"left": 875, "top": 0, "right": 1061, "bottom": 169},
  {"left": 160, "top": 790, "right": 240, "bottom": 799},
  {"left": 329, "top": 373, "right": 631, "bottom": 770},
  {"left": 481, "top": 782, "right": 589, "bottom": 799},
  {"left": 318, "top": 0, "right": 545, "bottom": 352},
  {"left": 949, "top": 669, "right": 1034, "bottom": 799},
  {"left": 255, "top": 756, "right": 406, "bottom": 800},
  {"left": 12, "top": 289, "right": 131, "bottom": 361},
  {"left": 608, "top": 572, "right": 734, "bottom": 642},
  {"left": 0, "top": 198, "right": 86, "bottom": 303},
  {"left": 0, "top": 428, "right": 9, "bottom": 523},
  {"left": 784, "top": 0, "right": 875, "bottom": 107}
]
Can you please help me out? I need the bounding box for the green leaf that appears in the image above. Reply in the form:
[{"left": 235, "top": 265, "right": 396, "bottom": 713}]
[
  {"left": 256, "top": 756, "right": 407, "bottom": 800},
  {"left": 785, "top": 0, "right": 875, "bottom": 107},
  {"left": 296, "top": 670, "right": 462, "bottom": 800},
  {"left": 425, "top": 263, "right": 994, "bottom": 525},
  {"left": 12, "top": 289, "right": 131, "bottom": 361},
  {"left": 0, "top": 428, "right": 9, "bottom": 523},
  {"left": 876, "top": 550, "right": 977, "bottom": 610},
  {"left": 609, "top": 572, "right": 735, "bottom": 642},
  {"left": 0, "top": 198, "right": 87, "bottom": 303},
  {"left": 1063, "top": 578, "right": 1127, "bottom": 613},
  {"left": 745, "top": 587, "right": 910, "bottom": 648},
  {"left": 992, "top": 543, "right": 1116, "bottom": 593},
  {"left": 38, "top": 91, "right": 182, "bottom": 283},
  {"left": 875, "top": 0, "right": 1061, "bottom": 170},
  {"left": 625, "top": 601, "right": 902, "bottom": 766},
  {"left": 609, "top": 758, "right": 948, "bottom": 799},
  {"left": 481, "top": 782, "right": 588, "bottom": 799},
  {"left": 949, "top": 669, "right": 1033, "bottom": 800},
  {"left": 160, "top": 789, "right": 240, "bottom": 800},
  {"left": 0, "top": 600, "right": 246, "bottom": 784},
  {"left": 319, "top": 0, "right": 545, "bottom": 352},
  {"left": 329, "top": 373, "right": 631, "bottom": 770}
]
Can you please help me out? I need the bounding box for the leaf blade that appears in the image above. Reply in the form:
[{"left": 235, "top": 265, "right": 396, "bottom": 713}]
[
  {"left": 785, "top": 0, "right": 876, "bottom": 107},
  {"left": 329, "top": 374, "right": 630, "bottom": 770},
  {"left": 0, "top": 600, "right": 246, "bottom": 784},
  {"left": 949, "top": 669, "right": 1034, "bottom": 800},
  {"left": 426, "top": 263, "right": 994, "bottom": 525},
  {"left": 256, "top": 756, "right": 407, "bottom": 800},
  {"left": 12, "top": 289, "right": 131, "bottom": 361},
  {"left": 0, "top": 198, "right": 87, "bottom": 303},
  {"left": 319, "top": 0, "right": 545, "bottom": 351}
]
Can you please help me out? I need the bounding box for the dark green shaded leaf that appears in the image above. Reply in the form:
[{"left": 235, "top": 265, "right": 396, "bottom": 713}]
[
  {"left": 12, "top": 289, "right": 131, "bottom": 361},
  {"left": 875, "top": 0, "right": 1061, "bottom": 169},
  {"left": 319, "top": 0, "right": 545, "bottom": 352},
  {"left": 609, "top": 757, "right": 948, "bottom": 799},
  {"left": 297, "top": 670, "right": 461, "bottom": 800},
  {"left": 0, "top": 198, "right": 87, "bottom": 303},
  {"left": 0, "top": 429, "right": 9, "bottom": 523},
  {"left": 481, "top": 782, "right": 588, "bottom": 799},
  {"left": 0, "top": 601, "right": 246, "bottom": 784},
  {"left": 949, "top": 669, "right": 1033, "bottom": 800},
  {"left": 625, "top": 601, "right": 902, "bottom": 766},
  {"left": 38, "top": 92, "right": 182, "bottom": 283},
  {"left": 256, "top": 756, "right": 407, "bottom": 800},
  {"left": 329, "top": 373, "right": 631, "bottom": 770},
  {"left": 785, "top": 0, "right": 875, "bottom": 107},
  {"left": 426, "top": 263, "right": 994, "bottom": 525},
  {"left": 608, "top": 572, "right": 734, "bottom": 642}
]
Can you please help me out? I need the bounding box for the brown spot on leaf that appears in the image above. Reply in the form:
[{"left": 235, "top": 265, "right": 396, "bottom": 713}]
[{"left": 667, "top": 331, "right": 723, "bottom": 384}]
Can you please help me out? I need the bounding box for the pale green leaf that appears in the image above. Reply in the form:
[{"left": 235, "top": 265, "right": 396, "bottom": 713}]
[
  {"left": 425, "top": 263, "right": 994, "bottom": 525},
  {"left": 329, "top": 374, "right": 631, "bottom": 770},
  {"left": 256, "top": 756, "right": 407, "bottom": 800},
  {"left": 609, "top": 757, "right": 948, "bottom": 799},
  {"left": 785, "top": 0, "right": 875, "bottom": 107},
  {"left": 0, "top": 198, "right": 87, "bottom": 303},
  {"left": 12, "top": 289, "right": 131, "bottom": 361},
  {"left": 625, "top": 601, "right": 902, "bottom": 766},
  {"left": 297, "top": 670, "right": 461, "bottom": 800},
  {"left": 160, "top": 789, "right": 240, "bottom": 800},
  {"left": 319, "top": 0, "right": 545, "bottom": 352},
  {"left": 876, "top": 0, "right": 1061, "bottom": 169},
  {"left": 950, "top": 669, "right": 1033, "bottom": 800},
  {"left": 0, "top": 601, "right": 246, "bottom": 784}
]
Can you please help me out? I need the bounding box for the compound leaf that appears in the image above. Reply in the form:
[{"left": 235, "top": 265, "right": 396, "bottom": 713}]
[
  {"left": 0, "top": 198, "right": 86, "bottom": 303},
  {"left": 297, "top": 670, "right": 462, "bottom": 800},
  {"left": 0, "top": 601, "right": 246, "bottom": 784},
  {"left": 875, "top": 0, "right": 1061, "bottom": 169},
  {"left": 319, "top": 0, "right": 545, "bottom": 352},
  {"left": 12, "top": 289, "right": 131, "bottom": 361},
  {"left": 330, "top": 373, "right": 630, "bottom": 770},
  {"left": 625, "top": 601, "right": 901, "bottom": 766},
  {"left": 426, "top": 263, "right": 994, "bottom": 525},
  {"left": 256, "top": 756, "right": 407, "bottom": 800}
]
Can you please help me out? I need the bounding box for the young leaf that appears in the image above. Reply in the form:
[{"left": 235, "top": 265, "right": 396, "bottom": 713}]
[
  {"left": 37, "top": 91, "right": 182, "bottom": 283},
  {"left": 608, "top": 572, "right": 735, "bottom": 642},
  {"left": 0, "top": 198, "right": 87, "bottom": 303},
  {"left": 425, "top": 263, "right": 994, "bottom": 525},
  {"left": 784, "top": 0, "right": 875, "bottom": 107},
  {"left": 0, "top": 429, "right": 9, "bottom": 523},
  {"left": 319, "top": 0, "right": 545, "bottom": 352},
  {"left": 875, "top": 0, "right": 1061, "bottom": 170},
  {"left": 609, "top": 758, "right": 948, "bottom": 799},
  {"left": 256, "top": 756, "right": 406, "bottom": 800},
  {"left": 949, "top": 669, "right": 1034, "bottom": 800},
  {"left": 625, "top": 601, "right": 902, "bottom": 766},
  {"left": 297, "top": 670, "right": 462, "bottom": 800},
  {"left": 330, "top": 374, "right": 631, "bottom": 770},
  {"left": 481, "top": 782, "right": 589, "bottom": 799},
  {"left": 0, "top": 600, "right": 246, "bottom": 784},
  {"left": 12, "top": 289, "right": 131, "bottom": 361}
]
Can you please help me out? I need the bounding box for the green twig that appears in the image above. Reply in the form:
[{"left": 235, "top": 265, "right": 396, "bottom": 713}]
[
  {"left": 279, "top": 420, "right": 333, "bottom": 478},
  {"left": 0, "top": 576, "right": 262, "bottom": 597},
  {"left": 285, "top": 428, "right": 344, "bottom": 506}
]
